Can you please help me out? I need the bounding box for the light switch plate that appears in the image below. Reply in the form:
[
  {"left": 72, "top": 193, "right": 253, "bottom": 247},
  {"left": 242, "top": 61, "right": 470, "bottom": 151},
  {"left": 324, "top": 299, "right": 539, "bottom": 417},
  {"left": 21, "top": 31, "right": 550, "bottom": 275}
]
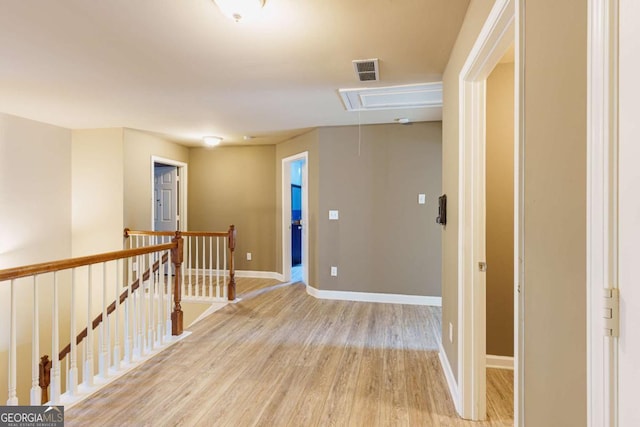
[
  {"left": 330, "top": 266, "right": 338, "bottom": 276},
  {"left": 329, "top": 210, "right": 339, "bottom": 220},
  {"left": 418, "top": 193, "right": 426, "bottom": 204},
  {"left": 246, "top": 252, "right": 252, "bottom": 261}
]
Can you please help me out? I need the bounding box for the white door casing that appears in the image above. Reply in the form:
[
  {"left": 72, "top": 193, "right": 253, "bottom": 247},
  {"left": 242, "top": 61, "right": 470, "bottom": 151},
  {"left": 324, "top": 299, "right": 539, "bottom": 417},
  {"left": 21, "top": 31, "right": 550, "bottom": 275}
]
[
  {"left": 617, "top": 1, "right": 640, "bottom": 425},
  {"left": 586, "top": 0, "right": 618, "bottom": 425},
  {"left": 457, "top": 0, "right": 518, "bottom": 421},
  {"left": 150, "top": 156, "right": 188, "bottom": 231},
  {"left": 281, "top": 152, "right": 309, "bottom": 285},
  {"left": 154, "top": 165, "right": 178, "bottom": 231}
]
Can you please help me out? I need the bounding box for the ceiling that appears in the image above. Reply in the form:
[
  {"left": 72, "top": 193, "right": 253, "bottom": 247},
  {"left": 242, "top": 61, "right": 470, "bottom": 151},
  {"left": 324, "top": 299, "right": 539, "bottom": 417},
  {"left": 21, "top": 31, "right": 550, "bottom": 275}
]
[{"left": 0, "top": 0, "right": 470, "bottom": 146}]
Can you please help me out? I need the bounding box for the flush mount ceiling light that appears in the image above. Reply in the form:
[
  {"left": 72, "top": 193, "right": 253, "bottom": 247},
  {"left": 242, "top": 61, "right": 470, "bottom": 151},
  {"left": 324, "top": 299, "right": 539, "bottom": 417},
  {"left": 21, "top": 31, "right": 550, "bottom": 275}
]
[
  {"left": 203, "top": 136, "right": 223, "bottom": 147},
  {"left": 213, "top": 0, "right": 265, "bottom": 22}
]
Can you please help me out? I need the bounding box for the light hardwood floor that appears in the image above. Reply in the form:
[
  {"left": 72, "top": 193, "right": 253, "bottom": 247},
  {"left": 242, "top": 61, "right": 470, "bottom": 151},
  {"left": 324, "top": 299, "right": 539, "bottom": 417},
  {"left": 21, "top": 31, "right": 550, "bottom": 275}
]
[{"left": 66, "top": 278, "right": 513, "bottom": 426}]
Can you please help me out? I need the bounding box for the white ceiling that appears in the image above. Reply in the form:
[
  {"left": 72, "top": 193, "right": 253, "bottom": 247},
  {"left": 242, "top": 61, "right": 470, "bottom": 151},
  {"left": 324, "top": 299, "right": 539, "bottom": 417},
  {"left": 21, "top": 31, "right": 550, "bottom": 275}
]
[{"left": 0, "top": 0, "right": 470, "bottom": 146}]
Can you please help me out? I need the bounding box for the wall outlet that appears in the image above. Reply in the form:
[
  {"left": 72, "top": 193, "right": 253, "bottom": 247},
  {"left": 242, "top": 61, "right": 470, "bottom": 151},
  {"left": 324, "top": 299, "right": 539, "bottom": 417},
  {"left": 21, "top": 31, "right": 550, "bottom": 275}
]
[
  {"left": 418, "top": 193, "right": 426, "bottom": 204},
  {"left": 449, "top": 322, "right": 454, "bottom": 343},
  {"left": 330, "top": 266, "right": 338, "bottom": 276},
  {"left": 329, "top": 210, "right": 339, "bottom": 220},
  {"left": 246, "top": 252, "right": 252, "bottom": 261}
]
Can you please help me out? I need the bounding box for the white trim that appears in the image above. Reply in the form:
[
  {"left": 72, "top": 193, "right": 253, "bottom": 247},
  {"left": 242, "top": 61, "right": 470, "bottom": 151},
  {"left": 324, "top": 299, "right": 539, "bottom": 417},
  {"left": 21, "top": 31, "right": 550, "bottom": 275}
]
[
  {"left": 439, "top": 342, "right": 461, "bottom": 414},
  {"left": 281, "top": 152, "right": 309, "bottom": 285},
  {"left": 486, "top": 355, "right": 514, "bottom": 370},
  {"left": 587, "top": 1, "right": 618, "bottom": 426},
  {"left": 305, "top": 285, "right": 441, "bottom": 306},
  {"left": 458, "top": 0, "right": 516, "bottom": 421},
  {"left": 150, "top": 156, "right": 188, "bottom": 231},
  {"left": 186, "top": 268, "right": 284, "bottom": 281}
]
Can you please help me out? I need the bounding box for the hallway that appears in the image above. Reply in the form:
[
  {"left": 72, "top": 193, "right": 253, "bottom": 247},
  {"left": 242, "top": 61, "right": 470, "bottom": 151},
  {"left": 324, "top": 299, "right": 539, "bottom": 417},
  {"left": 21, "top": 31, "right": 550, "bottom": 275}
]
[{"left": 66, "top": 278, "right": 513, "bottom": 426}]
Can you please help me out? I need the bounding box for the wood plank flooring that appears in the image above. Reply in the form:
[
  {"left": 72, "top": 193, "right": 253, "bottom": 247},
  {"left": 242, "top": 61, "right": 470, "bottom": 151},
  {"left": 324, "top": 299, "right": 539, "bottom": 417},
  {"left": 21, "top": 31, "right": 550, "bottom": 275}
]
[{"left": 66, "top": 278, "right": 514, "bottom": 426}]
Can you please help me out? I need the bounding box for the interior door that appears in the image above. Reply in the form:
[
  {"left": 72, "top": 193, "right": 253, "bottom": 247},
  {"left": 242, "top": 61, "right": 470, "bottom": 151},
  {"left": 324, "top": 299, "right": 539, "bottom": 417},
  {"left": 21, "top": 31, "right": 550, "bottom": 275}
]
[
  {"left": 617, "top": 1, "right": 640, "bottom": 424},
  {"left": 154, "top": 165, "right": 178, "bottom": 231}
]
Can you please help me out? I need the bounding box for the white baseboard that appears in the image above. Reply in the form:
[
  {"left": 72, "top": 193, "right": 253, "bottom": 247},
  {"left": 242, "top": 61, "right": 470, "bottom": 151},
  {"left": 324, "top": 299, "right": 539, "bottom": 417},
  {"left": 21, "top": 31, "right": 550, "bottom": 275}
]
[
  {"left": 305, "top": 285, "right": 441, "bottom": 306},
  {"left": 186, "top": 268, "right": 283, "bottom": 281},
  {"left": 438, "top": 342, "right": 460, "bottom": 414},
  {"left": 486, "top": 354, "right": 514, "bottom": 370}
]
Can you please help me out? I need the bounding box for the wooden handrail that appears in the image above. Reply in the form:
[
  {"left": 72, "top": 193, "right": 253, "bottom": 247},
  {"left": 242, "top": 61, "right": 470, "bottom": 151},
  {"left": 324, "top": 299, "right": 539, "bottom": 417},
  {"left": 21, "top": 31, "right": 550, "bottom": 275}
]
[
  {"left": 0, "top": 243, "right": 175, "bottom": 282},
  {"left": 125, "top": 228, "right": 229, "bottom": 238}
]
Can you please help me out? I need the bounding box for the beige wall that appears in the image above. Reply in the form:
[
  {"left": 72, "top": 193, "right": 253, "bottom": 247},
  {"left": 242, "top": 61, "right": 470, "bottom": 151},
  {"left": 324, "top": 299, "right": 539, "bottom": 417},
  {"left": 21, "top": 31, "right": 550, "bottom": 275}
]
[
  {"left": 485, "top": 62, "right": 514, "bottom": 357},
  {"left": 441, "top": 0, "right": 497, "bottom": 378},
  {"left": 0, "top": 113, "right": 73, "bottom": 403},
  {"left": 189, "top": 145, "right": 277, "bottom": 272},
  {"left": 275, "top": 130, "right": 320, "bottom": 284},
  {"left": 522, "top": 1, "right": 586, "bottom": 424},
  {"left": 317, "top": 123, "right": 442, "bottom": 296},
  {"left": 123, "top": 128, "right": 189, "bottom": 230},
  {"left": 72, "top": 128, "right": 124, "bottom": 256}
]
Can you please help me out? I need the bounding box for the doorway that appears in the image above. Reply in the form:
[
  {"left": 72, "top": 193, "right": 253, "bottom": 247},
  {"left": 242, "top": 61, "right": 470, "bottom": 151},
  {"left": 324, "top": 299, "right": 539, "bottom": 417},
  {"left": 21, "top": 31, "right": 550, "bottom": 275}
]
[
  {"left": 150, "top": 156, "right": 188, "bottom": 232},
  {"left": 457, "top": 0, "right": 519, "bottom": 421},
  {"left": 281, "top": 152, "right": 309, "bottom": 284}
]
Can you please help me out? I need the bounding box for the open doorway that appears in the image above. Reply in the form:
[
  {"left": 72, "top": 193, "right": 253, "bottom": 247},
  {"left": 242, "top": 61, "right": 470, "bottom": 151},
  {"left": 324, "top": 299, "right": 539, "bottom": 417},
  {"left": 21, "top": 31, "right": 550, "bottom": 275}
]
[
  {"left": 150, "top": 156, "right": 188, "bottom": 232},
  {"left": 457, "top": 0, "right": 519, "bottom": 422},
  {"left": 281, "top": 152, "right": 309, "bottom": 284}
]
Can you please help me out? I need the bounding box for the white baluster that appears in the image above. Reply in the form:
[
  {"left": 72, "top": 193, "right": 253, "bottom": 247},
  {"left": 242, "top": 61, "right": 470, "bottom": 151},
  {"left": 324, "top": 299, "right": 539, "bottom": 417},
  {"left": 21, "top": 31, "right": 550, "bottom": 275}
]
[
  {"left": 113, "top": 259, "right": 121, "bottom": 370},
  {"left": 201, "top": 236, "right": 206, "bottom": 297},
  {"left": 99, "top": 263, "right": 109, "bottom": 378},
  {"left": 216, "top": 237, "right": 221, "bottom": 299},
  {"left": 84, "top": 266, "right": 94, "bottom": 387},
  {"left": 148, "top": 252, "right": 155, "bottom": 350},
  {"left": 223, "top": 237, "right": 228, "bottom": 299},
  {"left": 139, "top": 255, "right": 146, "bottom": 355},
  {"left": 166, "top": 249, "right": 173, "bottom": 341},
  {"left": 195, "top": 235, "right": 199, "bottom": 297},
  {"left": 181, "top": 238, "right": 186, "bottom": 298},
  {"left": 7, "top": 279, "right": 18, "bottom": 405},
  {"left": 132, "top": 256, "right": 140, "bottom": 359},
  {"left": 158, "top": 253, "right": 165, "bottom": 344},
  {"left": 209, "top": 236, "right": 213, "bottom": 298},
  {"left": 50, "top": 272, "right": 61, "bottom": 404},
  {"left": 69, "top": 269, "right": 78, "bottom": 394},
  {"left": 124, "top": 256, "right": 132, "bottom": 364},
  {"left": 188, "top": 236, "right": 193, "bottom": 297},
  {"left": 30, "top": 276, "right": 40, "bottom": 405}
]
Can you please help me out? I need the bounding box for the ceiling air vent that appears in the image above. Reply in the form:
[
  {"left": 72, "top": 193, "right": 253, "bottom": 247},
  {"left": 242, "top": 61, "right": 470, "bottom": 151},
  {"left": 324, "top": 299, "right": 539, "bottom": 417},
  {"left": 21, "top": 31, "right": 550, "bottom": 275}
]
[{"left": 353, "top": 58, "right": 379, "bottom": 82}]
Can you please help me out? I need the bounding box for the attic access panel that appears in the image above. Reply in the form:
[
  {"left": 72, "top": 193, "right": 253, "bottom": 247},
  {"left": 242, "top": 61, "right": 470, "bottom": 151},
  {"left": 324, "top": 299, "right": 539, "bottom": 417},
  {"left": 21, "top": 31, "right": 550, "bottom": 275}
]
[{"left": 338, "top": 82, "right": 443, "bottom": 112}]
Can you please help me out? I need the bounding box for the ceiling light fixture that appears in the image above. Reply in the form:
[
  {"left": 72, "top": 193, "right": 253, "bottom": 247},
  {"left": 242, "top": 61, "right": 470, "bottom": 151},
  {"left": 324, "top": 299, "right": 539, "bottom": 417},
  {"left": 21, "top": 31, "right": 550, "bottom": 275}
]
[
  {"left": 213, "top": 0, "right": 265, "bottom": 22},
  {"left": 203, "top": 136, "right": 223, "bottom": 147}
]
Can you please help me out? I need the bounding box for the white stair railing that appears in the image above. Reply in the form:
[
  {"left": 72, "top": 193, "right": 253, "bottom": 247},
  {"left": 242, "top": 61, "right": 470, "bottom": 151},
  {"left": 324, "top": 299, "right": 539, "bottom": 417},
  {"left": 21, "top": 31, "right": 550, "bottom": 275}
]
[
  {"left": 0, "top": 237, "right": 184, "bottom": 406},
  {"left": 124, "top": 227, "right": 236, "bottom": 302}
]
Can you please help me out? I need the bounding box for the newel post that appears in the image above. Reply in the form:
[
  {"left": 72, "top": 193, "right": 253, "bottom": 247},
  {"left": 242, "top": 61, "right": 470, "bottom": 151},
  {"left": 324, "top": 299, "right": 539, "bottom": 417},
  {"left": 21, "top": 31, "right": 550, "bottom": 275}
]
[
  {"left": 171, "top": 231, "right": 184, "bottom": 336},
  {"left": 228, "top": 225, "right": 236, "bottom": 301}
]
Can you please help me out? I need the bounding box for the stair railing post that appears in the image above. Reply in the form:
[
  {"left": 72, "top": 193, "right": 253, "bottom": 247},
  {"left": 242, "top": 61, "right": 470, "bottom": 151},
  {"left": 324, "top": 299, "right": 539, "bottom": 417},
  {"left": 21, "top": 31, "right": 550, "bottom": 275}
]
[
  {"left": 39, "top": 355, "right": 51, "bottom": 404},
  {"left": 227, "top": 225, "right": 236, "bottom": 301},
  {"left": 171, "top": 232, "right": 184, "bottom": 336}
]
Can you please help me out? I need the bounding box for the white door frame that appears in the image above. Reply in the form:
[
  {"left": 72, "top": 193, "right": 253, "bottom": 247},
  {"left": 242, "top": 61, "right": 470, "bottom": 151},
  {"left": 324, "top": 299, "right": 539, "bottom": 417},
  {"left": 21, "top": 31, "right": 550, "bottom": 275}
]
[
  {"left": 281, "top": 152, "right": 309, "bottom": 284},
  {"left": 587, "top": 0, "right": 618, "bottom": 425},
  {"left": 150, "top": 156, "right": 188, "bottom": 231},
  {"left": 457, "top": 0, "right": 519, "bottom": 421}
]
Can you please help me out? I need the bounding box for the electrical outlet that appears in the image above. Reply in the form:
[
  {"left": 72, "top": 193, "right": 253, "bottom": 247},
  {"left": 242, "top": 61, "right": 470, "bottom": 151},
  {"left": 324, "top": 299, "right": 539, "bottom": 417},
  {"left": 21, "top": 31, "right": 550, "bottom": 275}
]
[
  {"left": 246, "top": 252, "right": 252, "bottom": 261},
  {"left": 329, "top": 210, "right": 339, "bottom": 220},
  {"left": 418, "top": 193, "right": 426, "bottom": 204},
  {"left": 330, "top": 266, "right": 338, "bottom": 276},
  {"left": 449, "top": 322, "right": 453, "bottom": 343}
]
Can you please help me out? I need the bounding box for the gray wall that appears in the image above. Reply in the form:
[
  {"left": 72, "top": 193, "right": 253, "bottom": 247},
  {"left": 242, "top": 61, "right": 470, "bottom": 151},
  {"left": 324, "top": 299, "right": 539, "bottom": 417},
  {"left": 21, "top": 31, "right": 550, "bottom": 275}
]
[
  {"left": 486, "top": 62, "right": 514, "bottom": 357},
  {"left": 316, "top": 123, "right": 442, "bottom": 296},
  {"left": 189, "top": 145, "right": 277, "bottom": 272}
]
